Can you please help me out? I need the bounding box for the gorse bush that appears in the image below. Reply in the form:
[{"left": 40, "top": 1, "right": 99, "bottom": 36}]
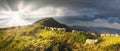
[{"left": 73, "top": 31, "right": 87, "bottom": 43}]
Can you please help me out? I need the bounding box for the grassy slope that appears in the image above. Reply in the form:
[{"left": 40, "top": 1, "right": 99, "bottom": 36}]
[
  {"left": 99, "top": 36, "right": 120, "bottom": 47},
  {"left": 0, "top": 28, "right": 120, "bottom": 51}
]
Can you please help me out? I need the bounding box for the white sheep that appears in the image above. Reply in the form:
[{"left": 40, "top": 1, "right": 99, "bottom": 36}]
[
  {"left": 100, "top": 34, "right": 106, "bottom": 37},
  {"left": 50, "top": 27, "right": 54, "bottom": 31},
  {"left": 110, "top": 34, "right": 115, "bottom": 36},
  {"left": 85, "top": 39, "right": 98, "bottom": 45},
  {"left": 72, "top": 30, "right": 77, "bottom": 33},
  {"left": 106, "top": 34, "right": 111, "bottom": 36},
  {"left": 44, "top": 27, "right": 51, "bottom": 30},
  {"left": 53, "top": 27, "right": 57, "bottom": 31},
  {"left": 115, "top": 34, "right": 119, "bottom": 36},
  {"left": 57, "top": 28, "right": 66, "bottom": 32}
]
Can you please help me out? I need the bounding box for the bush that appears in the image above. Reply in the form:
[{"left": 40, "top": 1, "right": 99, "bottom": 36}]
[{"left": 74, "top": 31, "right": 88, "bottom": 43}]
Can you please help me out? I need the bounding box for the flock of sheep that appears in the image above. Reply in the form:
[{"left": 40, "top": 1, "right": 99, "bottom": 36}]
[
  {"left": 43, "top": 26, "right": 119, "bottom": 45},
  {"left": 100, "top": 33, "right": 119, "bottom": 37},
  {"left": 85, "top": 39, "right": 98, "bottom": 45},
  {"left": 44, "top": 27, "right": 66, "bottom": 32}
]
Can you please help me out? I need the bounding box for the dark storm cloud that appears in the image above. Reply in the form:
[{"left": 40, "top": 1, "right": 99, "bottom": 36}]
[
  {"left": 0, "top": 0, "right": 120, "bottom": 24},
  {"left": 27, "top": 0, "right": 120, "bottom": 21},
  {"left": 0, "top": 0, "right": 120, "bottom": 14},
  {"left": 28, "top": 0, "right": 120, "bottom": 12},
  {"left": 55, "top": 15, "right": 120, "bottom": 24}
]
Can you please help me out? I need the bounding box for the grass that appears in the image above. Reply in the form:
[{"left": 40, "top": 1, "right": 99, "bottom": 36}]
[
  {"left": 0, "top": 28, "right": 120, "bottom": 51},
  {"left": 99, "top": 36, "right": 120, "bottom": 47}
]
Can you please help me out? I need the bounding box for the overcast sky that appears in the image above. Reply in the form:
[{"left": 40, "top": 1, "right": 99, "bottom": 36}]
[{"left": 0, "top": 0, "right": 120, "bottom": 29}]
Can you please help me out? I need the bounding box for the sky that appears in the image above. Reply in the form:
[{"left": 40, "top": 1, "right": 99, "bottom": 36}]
[{"left": 0, "top": 0, "right": 120, "bottom": 29}]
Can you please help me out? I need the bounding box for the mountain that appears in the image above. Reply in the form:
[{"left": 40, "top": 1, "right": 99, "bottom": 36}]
[
  {"left": 70, "top": 26, "right": 120, "bottom": 33},
  {"left": 34, "top": 18, "right": 71, "bottom": 31}
]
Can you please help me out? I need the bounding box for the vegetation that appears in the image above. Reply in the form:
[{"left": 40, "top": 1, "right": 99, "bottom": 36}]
[{"left": 0, "top": 18, "right": 120, "bottom": 51}]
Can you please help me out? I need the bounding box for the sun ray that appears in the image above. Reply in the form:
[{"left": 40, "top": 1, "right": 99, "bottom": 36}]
[
  {"left": 17, "top": 0, "right": 24, "bottom": 10},
  {"left": 0, "top": 0, "right": 33, "bottom": 27},
  {"left": 0, "top": 0, "right": 63, "bottom": 28}
]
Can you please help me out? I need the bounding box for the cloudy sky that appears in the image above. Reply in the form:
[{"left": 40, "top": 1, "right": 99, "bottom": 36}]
[{"left": 0, "top": 0, "right": 120, "bottom": 29}]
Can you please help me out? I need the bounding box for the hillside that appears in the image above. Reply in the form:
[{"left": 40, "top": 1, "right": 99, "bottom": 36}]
[{"left": 0, "top": 18, "right": 120, "bottom": 51}]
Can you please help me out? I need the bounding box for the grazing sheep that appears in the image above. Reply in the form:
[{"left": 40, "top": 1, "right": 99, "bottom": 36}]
[
  {"left": 62, "top": 28, "right": 66, "bottom": 32},
  {"left": 57, "top": 28, "right": 63, "bottom": 31},
  {"left": 53, "top": 27, "right": 57, "bottom": 31},
  {"left": 106, "top": 34, "right": 110, "bottom": 36},
  {"left": 72, "top": 30, "right": 77, "bottom": 33},
  {"left": 90, "top": 33, "right": 97, "bottom": 37},
  {"left": 115, "top": 34, "right": 119, "bottom": 36},
  {"left": 57, "top": 28, "right": 61, "bottom": 31},
  {"left": 50, "top": 27, "right": 57, "bottom": 31},
  {"left": 44, "top": 26, "right": 66, "bottom": 32},
  {"left": 100, "top": 33, "right": 119, "bottom": 37},
  {"left": 44, "top": 27, "right": 50, "bottom": 30},
  {"left": 50, "top": 27, "right": 54, "bottom": 31},
  {"left": 85, "top": 39, "right": 98, "bottom": 45},
  {"left": 111, "top": 34, "right": 115, "bottom": 36},
  {"left": 100, "top": 34, "right": 106, "bottom": 37},
  {"left": 44, "top": 27, "right": 48, "bottom": 30}
]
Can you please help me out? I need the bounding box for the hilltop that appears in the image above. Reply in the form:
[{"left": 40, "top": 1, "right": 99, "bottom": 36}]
[{"left": 34, "top": 18, "right": 71, "bottom": 31}]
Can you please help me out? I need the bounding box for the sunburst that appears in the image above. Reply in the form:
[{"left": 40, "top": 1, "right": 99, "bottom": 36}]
[
  {"left": 0, "top": 0, "right": 33, "bottom": 27},
  {"left": 0, "top": 0, "right": 63, "bottom": 28}
]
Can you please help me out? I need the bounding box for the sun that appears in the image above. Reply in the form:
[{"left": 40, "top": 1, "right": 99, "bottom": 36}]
[
  {"left": 7, "top": 11, "right": 31, "bottom": 27},
  {"left": 0, "top": 0, "right": 63, "bottom": 28},
  {"left": 0, "top": 0, "right": 33, "bottom": 27},
  {"left": 0, "top": 6, "right": 32, "bottom": 27}
]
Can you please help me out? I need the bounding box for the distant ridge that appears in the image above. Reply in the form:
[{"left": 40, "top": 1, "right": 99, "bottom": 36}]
[{"left": 70, "top": 26, "right": 120, "bottom": 33}]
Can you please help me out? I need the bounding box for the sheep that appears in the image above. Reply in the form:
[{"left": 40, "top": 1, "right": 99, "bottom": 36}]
[
  {"left": 53, "top": 27, "right": 58, "bottom": 31},
  {"left": 61, "top": 28, "right": 66, "bottom": 32},
  {"left": 44, "top": 26, "right": 66, "bottom": 32},
  {"left": 50, "top": 27, "right": 57, "bottom": 31},
  {"left": 50, "top": 27, "right": 54, "bottom": 31},
  {"left": 106, "top": 34, "right": 111, "bottom": 36},
  {"left": 44, "top": 27, "right": 48, "bottom": 30},
  {"left": 111, "top": 34, "right": 115, "bottom": 36},
  {"left": 115, "top": 34, "right": 119, "bottom": 36},
  {"left": 72, "top": 30, "right": 77, "bottom": 33},
  {"left": 44, "top": 27, "right": 50, "bottom": 30},
  {"left": 57, "top": 28, "right": 66, "bottom": 32},
  {"left": 100, "top": 33, "right": 119, "bottom": 37},
  {"left": 85, "top": 39, "right": 98, "bottom": 45},
  {"left": 100, "top": 34, "right": 105, "bottom": 37},
  {"left": 90, "top": 33, "right": 97, "bottom": 37}
]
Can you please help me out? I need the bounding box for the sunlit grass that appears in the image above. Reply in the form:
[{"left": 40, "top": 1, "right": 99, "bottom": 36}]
[
  {"left": 99, "top": 36, "right": 120, "bottom": 47},
  {"left": 0, "top": 27, "right": 120, "bottom": 51}
]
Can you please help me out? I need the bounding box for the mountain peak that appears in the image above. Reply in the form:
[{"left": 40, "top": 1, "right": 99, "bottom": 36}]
[{"left": 34, "top": 18, "right": 71, "bottom": 31}]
